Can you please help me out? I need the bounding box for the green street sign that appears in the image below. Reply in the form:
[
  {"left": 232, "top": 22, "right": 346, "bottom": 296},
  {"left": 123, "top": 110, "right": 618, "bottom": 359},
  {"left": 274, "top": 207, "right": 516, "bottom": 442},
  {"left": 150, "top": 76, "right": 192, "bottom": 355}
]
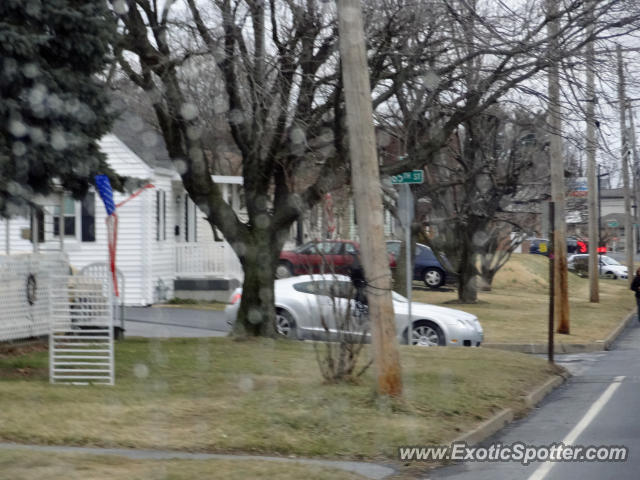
[
  {"left": 391, "top": 170, "right": 424, "bottom": 184},
  {"left": 607, "top": 221, "right": 618, "bottom": 228}
]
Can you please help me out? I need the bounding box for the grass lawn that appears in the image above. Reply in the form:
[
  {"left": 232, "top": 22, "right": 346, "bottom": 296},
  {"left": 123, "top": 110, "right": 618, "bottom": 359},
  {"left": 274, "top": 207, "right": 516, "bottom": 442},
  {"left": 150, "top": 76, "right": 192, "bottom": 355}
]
[
  {"left": 0, "top": 337, "right": 561, "bottom": 462},
  {"left": 413, "top": 253, "right": 634, "bottom": 344},
  {"left": 0, "top": 449, "right": 368, "bottom": 480}
]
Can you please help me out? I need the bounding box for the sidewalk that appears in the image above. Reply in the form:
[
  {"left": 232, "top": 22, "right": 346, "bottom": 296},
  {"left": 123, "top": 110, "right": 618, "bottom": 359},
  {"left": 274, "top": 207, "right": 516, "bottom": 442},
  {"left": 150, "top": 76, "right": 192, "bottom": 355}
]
[{"left": 0, "top": 442, "right": 396, "bottom": 480}]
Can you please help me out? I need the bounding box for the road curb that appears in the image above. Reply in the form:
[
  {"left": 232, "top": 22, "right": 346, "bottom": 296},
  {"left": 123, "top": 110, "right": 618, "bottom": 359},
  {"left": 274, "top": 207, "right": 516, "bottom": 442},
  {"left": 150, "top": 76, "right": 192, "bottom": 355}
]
[
  {"left": 453, "top": 408, "right": 514, "bottom": 446},
  {"left": 603, "top": 310, "right": 636, "bottom": 350},
  {"left": 483, "top": 309, "right": 635, "bottom": 355},
  {"left": 452, "top": 372, "right": 567, "bottom": 447},
  {"left": 524, "top": 374, "right": 567, "bottom": 409}
]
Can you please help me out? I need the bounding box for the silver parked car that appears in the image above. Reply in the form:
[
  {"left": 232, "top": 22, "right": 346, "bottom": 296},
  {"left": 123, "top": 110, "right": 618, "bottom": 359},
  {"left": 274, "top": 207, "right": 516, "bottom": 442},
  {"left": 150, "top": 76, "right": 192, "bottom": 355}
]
[
  {"left": 567, "top": 254, "right": 628, "bottom": 279},
  {"left": 225, "top": 275, "right": 483, "bottom": 347}
]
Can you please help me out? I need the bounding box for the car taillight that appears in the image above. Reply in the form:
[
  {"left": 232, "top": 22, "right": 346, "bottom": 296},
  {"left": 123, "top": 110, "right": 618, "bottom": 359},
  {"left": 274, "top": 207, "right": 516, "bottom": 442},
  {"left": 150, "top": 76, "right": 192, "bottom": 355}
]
[{"left": 230, "top": 293, "right": 242, "bottom": 305}]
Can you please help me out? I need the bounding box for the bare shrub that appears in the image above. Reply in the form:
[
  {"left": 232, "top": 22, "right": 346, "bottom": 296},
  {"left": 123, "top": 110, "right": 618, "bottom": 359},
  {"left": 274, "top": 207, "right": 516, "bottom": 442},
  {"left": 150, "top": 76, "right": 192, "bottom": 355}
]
[{"left": 307, "top": 274, "right": 372, "bottom": 383}]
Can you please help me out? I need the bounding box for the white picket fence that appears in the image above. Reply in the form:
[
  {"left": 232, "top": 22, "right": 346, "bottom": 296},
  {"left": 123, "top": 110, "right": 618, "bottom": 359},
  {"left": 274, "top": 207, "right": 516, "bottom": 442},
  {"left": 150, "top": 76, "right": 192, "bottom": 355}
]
[
  {"left": 49, "top": 275, "right": 114, "bottom": 385},
  {"left": 175, "top": 242, "right": 243, "bottom": 280},
  {"left": 0, "top": 253, "right": 69, "bottom": 342}
]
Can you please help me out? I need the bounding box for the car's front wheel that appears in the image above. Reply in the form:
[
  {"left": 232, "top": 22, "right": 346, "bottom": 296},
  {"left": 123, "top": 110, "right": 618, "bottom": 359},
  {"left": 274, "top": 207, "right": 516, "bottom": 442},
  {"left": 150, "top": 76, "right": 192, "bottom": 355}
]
[
  {"left": 423, "top": 268, "right": 444, "bottom": 288},
  {"left": 409, "top": 320, "right": 445, "bottom": 347},
  {"left": 276, "top": 261, "right": 293, "bottom": 279},
  {"left": 275, "top": 309, "right": 296, "bottom": 339}
]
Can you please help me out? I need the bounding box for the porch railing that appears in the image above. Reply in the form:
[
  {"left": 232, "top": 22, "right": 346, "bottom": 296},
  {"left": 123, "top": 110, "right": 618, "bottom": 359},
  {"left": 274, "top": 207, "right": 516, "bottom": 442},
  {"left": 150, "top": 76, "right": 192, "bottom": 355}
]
[{"left": 175, "top": 242, "right": 243, "bottom": 280}]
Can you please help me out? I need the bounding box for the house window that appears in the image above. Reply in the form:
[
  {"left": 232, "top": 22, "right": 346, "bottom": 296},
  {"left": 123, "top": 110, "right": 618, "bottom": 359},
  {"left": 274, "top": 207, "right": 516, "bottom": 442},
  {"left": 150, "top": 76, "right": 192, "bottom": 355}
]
[
  {"left": 81, "top": 193, "right": 95, "bottom": 242},
  {"left": 52, "top": 193, "right": 95, "bottom": 242},
  {"left": 53, "top": 196, "right": 76, "bottom": 237},
  {"left": 30, "top": 208, "right": 45, "bottom": 243},
  {"left": 156, "top": 190, "right": 166, "bottom": 241},
  {"left": 184, "top": 197, "right": 198, "bottom": 243}
]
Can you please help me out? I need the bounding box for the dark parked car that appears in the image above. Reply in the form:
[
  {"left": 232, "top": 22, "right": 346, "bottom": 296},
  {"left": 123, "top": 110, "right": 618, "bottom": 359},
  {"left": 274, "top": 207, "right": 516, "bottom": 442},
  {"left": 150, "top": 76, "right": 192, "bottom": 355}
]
[
  {"left": 529, "top": 237, "right": 550, "bottom": 255},
  {"left": 386, "top": 240, "right": 454, "bottom": 289}
]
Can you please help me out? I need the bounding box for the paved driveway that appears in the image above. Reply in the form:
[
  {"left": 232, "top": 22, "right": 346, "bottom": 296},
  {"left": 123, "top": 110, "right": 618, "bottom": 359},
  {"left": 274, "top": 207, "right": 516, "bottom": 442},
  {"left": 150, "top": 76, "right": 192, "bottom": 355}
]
[{"left": 123, "top": 307, "right": 230, "bottom": 338}]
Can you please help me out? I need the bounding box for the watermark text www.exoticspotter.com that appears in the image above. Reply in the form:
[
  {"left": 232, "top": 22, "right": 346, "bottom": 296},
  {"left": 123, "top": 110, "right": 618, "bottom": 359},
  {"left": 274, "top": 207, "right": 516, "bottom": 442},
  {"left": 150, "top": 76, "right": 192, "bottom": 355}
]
[{"left": 398, "top": 442, "right": 628, "bottom": 465}]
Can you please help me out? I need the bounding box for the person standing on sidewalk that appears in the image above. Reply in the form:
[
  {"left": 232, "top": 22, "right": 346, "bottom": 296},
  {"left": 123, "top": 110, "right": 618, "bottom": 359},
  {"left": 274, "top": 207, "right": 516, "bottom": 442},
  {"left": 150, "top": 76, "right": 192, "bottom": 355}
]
[{"left": 631, "top": 267, "right": 640, "bottom": 320}]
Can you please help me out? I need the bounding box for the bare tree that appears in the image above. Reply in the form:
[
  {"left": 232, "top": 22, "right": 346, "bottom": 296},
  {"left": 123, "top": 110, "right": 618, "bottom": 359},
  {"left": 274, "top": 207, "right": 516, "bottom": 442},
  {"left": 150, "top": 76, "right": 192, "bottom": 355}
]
[
  {"left": 110, "top": 0, "right": 640, "bottom": 334},
  {"left": 375, "top": 0, "right": 639, "bottom": 301},
  {"left": 112, "top": 0, "right": 433, "bottom": 337},
  {"left": 426, "top": 109, "right": 548, "bottom": 302}
]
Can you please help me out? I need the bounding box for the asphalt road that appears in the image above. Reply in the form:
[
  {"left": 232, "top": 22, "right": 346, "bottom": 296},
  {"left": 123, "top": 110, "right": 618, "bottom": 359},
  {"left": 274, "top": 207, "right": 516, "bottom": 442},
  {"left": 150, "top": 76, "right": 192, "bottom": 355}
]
[
  {"left": 427, "top": 319, "right": 640, "bottom": 480},
  {"left": 123, "top": 306, "right": 230, "bottom": 338}
]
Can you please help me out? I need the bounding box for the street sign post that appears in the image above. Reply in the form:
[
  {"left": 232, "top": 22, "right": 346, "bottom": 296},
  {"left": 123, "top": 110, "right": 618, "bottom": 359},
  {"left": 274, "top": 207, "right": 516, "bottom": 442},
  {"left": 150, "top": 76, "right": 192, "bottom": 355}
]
[
  {"left": 391, "top": 170, "right": 424, "bottom": 184},
  {"left": 392, "top": 170, "right": 425, "bottom": 344},
  {"left": 397, "top": 184, "right": 415, "bottom": 344}
]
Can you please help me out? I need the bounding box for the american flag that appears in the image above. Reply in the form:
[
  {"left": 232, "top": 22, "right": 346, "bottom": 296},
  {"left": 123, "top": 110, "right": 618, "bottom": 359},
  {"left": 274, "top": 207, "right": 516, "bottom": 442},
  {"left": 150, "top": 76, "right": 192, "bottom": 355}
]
[
  {"left": 95, "top": 174, "right": 119, "bottom": 296},
  {"left": 95, "top": 174, "right": 116, "bottom": 216}
]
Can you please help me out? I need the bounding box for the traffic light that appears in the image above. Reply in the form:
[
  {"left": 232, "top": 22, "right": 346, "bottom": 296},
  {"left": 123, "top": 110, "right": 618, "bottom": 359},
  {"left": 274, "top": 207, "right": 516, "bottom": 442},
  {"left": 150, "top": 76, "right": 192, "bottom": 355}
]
[{"left": 597, "top": 246, "right": 607, "bottom": 253}]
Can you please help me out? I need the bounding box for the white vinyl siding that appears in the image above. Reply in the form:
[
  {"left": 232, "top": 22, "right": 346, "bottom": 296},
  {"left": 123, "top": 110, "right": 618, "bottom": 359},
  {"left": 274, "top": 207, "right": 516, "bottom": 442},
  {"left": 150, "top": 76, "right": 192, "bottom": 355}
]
[
  {"left": 150, "top": 174, "right": 175, "bottom": 302},
  {"left": 0, "top": 133, "right": 248, "bottom": 305}
]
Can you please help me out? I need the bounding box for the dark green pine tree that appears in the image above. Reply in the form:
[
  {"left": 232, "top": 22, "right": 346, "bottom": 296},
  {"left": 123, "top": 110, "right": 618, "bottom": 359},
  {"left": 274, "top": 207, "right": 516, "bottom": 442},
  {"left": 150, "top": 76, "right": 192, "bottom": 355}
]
[{"left": 0, "top": 0, "right": 120, "bottom": 216}]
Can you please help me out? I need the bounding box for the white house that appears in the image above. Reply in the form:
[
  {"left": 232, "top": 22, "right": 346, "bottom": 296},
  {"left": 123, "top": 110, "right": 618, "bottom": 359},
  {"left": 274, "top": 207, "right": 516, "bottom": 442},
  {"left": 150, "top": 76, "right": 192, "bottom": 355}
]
[{"left": 0, "top": 113, "right": 244, "bottom": 306}]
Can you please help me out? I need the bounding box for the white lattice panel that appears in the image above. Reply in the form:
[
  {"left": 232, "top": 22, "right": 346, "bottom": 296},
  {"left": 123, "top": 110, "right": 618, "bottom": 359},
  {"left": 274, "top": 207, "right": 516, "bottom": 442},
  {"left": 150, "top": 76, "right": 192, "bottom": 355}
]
[
  {"left": 0, "top": 253, "right": 69, "bottom": 342},
  {"left": 49, "top": 275, "right": 114, "bottom": 385}
]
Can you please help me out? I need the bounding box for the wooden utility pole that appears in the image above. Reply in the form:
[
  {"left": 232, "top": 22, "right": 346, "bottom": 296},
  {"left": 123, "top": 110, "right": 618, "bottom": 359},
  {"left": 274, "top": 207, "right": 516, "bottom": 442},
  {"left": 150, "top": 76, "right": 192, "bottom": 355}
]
[
  {"left": 547, "top": 0, "right": 570, "bottom": 334},
  {"left": 617, "top": 45, "right": 634, "bottom": 286},
  {"left": 337, "top": 0, "right": 403, "bottom": 396},
  {"left": 548, "top": 202, "right": 555, "bottom": 363},
  {"left": 629, "top": 103, "right": 640, "bottom": 255},
  {"left": 585, "top": 0, "right": 599, "bottom": 303}
]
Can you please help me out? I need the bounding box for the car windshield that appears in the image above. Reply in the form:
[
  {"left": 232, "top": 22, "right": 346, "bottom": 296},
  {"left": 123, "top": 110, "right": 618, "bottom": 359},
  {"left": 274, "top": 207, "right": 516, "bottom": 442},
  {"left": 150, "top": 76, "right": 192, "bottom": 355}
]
[
  {"left": 601, "top": 256, "right": 621, "bottom": 266},
  {"left": 294, "top": 243, "right": 317, "bottom": 254},
  {"left": 392, "top": 291, "right": 408, "bottom": 302}
]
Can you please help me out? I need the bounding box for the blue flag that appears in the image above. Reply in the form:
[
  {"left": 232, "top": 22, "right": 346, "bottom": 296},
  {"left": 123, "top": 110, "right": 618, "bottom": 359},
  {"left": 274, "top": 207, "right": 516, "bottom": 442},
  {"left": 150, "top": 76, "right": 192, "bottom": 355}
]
[{"left": 95, "top": 175, "right": 116, "bottom": 216}]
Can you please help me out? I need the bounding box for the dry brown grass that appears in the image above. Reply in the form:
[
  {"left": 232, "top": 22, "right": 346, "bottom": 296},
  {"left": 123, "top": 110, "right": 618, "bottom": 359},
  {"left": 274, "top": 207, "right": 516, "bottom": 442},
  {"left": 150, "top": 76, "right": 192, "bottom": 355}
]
[
  {"left": 413, "top": 253, "right": 634, "bottom": 344},
  {"left": 0, "top": 338, "right": 559, "bottom": 461}
]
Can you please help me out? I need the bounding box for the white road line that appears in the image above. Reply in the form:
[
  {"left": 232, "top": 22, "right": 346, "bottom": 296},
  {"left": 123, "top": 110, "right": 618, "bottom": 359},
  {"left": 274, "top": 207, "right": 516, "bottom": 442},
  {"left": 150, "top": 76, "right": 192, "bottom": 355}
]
[{"left": 526, "top": 375, "right": 625, "bottom": 480}]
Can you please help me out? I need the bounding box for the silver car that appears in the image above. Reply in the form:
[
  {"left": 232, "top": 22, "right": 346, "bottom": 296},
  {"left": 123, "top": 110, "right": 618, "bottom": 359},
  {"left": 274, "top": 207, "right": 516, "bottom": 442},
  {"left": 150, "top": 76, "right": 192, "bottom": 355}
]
[
  {"left": 225, "top": 275, "right": 483, "bottom": 347},
  {"left": 567, "top": 254, "right": 628, "bottom": 279}
]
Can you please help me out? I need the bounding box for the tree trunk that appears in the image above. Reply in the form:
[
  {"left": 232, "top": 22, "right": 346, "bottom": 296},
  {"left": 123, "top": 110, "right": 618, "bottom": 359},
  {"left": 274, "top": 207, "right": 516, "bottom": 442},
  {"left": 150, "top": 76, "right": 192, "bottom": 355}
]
[
  {"left": 479, "top": 269, "right": 495, "bottom": 292},
  {"left": 232, "top": 230, "right": 279, "bottom": 338},
  {"left": 457, "top": 237, "right": 478, "bottom": 303}
]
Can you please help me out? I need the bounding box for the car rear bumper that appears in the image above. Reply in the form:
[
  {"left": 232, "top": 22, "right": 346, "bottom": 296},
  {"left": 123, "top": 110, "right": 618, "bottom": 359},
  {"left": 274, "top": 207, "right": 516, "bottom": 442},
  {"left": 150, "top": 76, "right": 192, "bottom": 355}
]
[{"left": 224, "top": 304, "right": 239, "bottom": 326}]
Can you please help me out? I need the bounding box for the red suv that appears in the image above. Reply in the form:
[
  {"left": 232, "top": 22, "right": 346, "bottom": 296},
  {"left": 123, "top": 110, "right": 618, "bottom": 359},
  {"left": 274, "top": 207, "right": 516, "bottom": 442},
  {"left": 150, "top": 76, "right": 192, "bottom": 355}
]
[{"left": 277, "top": 240, "right": 361, "bottom": 278}]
